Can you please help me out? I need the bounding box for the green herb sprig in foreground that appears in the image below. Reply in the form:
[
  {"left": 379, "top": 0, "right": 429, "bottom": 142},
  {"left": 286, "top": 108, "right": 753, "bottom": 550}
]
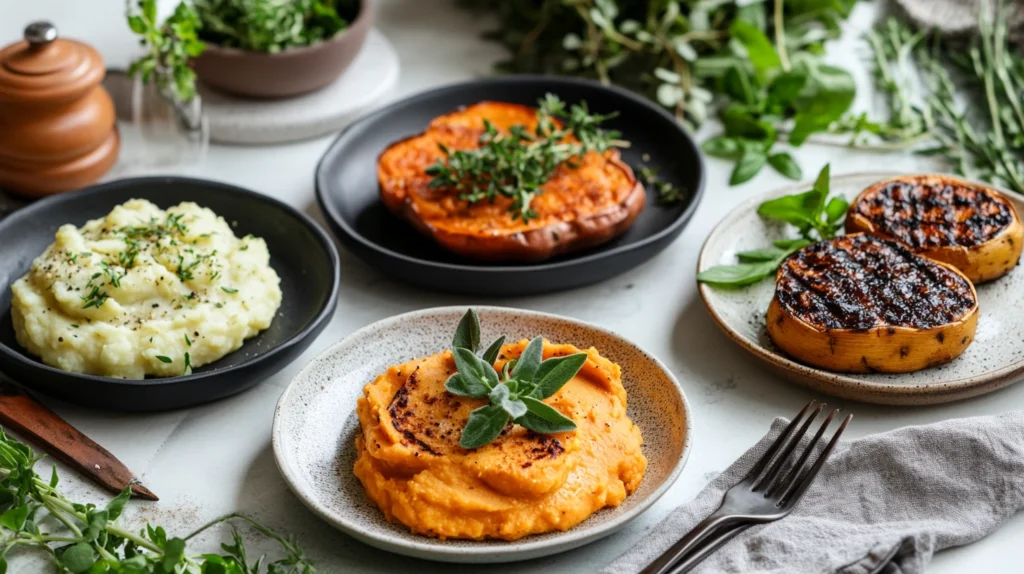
[
  {"left": 0, "top": 428, "right": 315, "bottom": 573},
  {"left": 126, "top": 0, "right": 206, "bottom": 103},
  {"left": 697, "top": 164, "right": 846, "bottom": 287},
  {"left": 425, "top": 94, "right": 624, "bottom": 221},
  {"left": 446, "top": 309, "right": 585, "bottom": 449}
]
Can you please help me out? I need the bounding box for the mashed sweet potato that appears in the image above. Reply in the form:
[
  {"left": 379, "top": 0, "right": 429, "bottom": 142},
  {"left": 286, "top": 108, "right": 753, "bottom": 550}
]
[{"left": 353, "top": 340, "right": 647, "bottom": 540}]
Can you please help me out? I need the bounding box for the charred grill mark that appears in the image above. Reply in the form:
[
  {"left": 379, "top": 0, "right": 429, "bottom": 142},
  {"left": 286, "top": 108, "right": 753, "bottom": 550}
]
[
  {"left": 388, "top": 369, "right": 444, "bottom": 456},
  {"left": 776, "top": 235, "right": 976, "bottom": 330},
  {"left": 855, "top": 180, "right": 1014, "bottom": 248}
]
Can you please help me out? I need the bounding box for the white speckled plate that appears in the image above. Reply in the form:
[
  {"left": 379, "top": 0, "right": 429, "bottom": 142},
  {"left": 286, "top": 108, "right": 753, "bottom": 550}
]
[
  {"left": 698, "top": 172, "right": 1024, "bottom": 405},
  {"left": 272, "top": 306, "right": 691, "bottom": 563}
]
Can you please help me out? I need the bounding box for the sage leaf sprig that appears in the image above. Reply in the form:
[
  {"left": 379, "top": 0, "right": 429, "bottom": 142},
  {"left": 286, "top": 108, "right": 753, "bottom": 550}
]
[
  {"left": 445, "top": 309, "right": 585, "bottom": 450},
  {"left": 425, "top": 94, "right": 624, "bottom": 222},
  {"left": 697, "top": 163, "right": 847, "bottom": 287},
  {"left": 0, "top": 428, "right": 316, "bottom": 573}
]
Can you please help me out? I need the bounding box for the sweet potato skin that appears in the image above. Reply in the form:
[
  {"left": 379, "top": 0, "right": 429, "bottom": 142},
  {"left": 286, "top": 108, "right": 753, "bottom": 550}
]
[{"left": 377, "top": 102, "right": 645, "bottom": 262}]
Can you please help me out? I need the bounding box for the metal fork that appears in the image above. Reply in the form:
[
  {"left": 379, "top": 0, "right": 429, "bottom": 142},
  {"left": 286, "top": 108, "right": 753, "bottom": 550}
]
[{"left": 641, "top": 400, "right": 852, "bottom": 574}]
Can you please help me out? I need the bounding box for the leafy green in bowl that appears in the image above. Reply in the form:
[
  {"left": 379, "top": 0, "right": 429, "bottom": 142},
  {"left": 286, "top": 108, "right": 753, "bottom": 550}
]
[{"left": 194, "top": 0, "right": 360, "bottom": 53}]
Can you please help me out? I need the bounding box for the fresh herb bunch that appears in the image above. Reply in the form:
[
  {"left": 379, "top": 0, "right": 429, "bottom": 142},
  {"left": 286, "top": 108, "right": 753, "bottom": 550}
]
[
  {"left": 194, "top": 0, "right": 357, "bottom": 52},
  {"left": 127, "top": 0, "right": 206, "bottom": 103},
  {"left": 446, "top": 309, "right": 586, "bottom": 449},
  {"left": 0, "top": 428, "right": 315, "bottom": 573},
  {"left": 426, "top": 94, "right": 623, "bottom": 221},
  {"left": 697, "top": 163, "right": 846, "bottom": 286},
  {"left": 838, "top": 1, "right": 1024, "bottom": 195},
  {"left": 457, "top": 0, "right": 860, "bottom": 185}
]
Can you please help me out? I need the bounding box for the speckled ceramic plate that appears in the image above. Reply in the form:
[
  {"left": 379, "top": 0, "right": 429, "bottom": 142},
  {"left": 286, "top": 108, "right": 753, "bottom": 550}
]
[
  {"left": 271, "top": 306, "right": 692, "bottom": 563},
  {"left": 698, "top": 172, "right": 1024, "bottom": 405}
]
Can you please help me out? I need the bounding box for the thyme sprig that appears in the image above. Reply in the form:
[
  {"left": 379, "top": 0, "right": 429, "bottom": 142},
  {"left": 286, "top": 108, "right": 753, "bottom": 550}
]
[
  {"left": 446, "top": 309, "right": 585, "bottom": 449},
  {"left": 0, "top": 428, "right": 316, "bottom": 573},
  {"left": 425, "top": 94, "right": 624, "bottom": 221}
]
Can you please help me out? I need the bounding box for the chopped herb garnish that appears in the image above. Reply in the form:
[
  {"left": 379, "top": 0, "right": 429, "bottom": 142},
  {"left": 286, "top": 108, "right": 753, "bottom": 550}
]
[
  {"left": 70, "top": 324, "right": 79, "bottom": 328},
  {"left": 155, "top": 355, "right": 173, "bottom": 364},
  {"left": 100, "top": 261, "right": 123, "bottom": 288},
  {"left": 185, "top": 333, "right": 192, "bottom": 346},
  {"left": 425, "top": 94, "right": 624, "bottom": 221},
  {"left": 639, "top": 166, "right": 687, "bottom": 205},
  {"left": 80, "top": 286, "right": 109, "bottom": 309},
  {"left": 215, "top": 302, "right": 224, "bottom": 308},
  {"left": 221, "top": 286, "right": 238, "bottom": 294},
  {"left": 184, "top": 351, "right": 192, "bottom": 375}
]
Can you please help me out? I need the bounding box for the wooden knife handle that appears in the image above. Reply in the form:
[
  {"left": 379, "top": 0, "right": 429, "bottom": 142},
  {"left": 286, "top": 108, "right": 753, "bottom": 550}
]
[{"left": 0, "top": 386, "right": 157, "bottom": 500}]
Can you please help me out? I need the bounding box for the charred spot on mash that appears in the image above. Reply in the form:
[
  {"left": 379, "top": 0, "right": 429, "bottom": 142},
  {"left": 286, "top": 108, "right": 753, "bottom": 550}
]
[{"left": 388, "top": 371, "right": 441, "bottom": 456}]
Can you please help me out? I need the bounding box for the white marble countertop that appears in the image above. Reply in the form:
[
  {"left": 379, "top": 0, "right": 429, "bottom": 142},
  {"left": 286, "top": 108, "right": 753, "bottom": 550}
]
[{"left": 4, "top": 1, "right": 1022, "bottom": 572}]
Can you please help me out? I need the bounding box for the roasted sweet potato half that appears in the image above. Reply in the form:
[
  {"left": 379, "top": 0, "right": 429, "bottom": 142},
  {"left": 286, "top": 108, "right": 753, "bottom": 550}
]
[
  {"left": 377, "top": 102, "right": 645, "bottom": 262},
  {"left": 766, "top": 234, "right": 979, "bottom": 373},
  {"left": 845, "top": 174, "right": 1024, "bottom": 283}
]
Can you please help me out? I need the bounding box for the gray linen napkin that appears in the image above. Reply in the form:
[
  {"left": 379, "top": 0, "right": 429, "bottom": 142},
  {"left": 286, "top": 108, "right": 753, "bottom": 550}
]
[{"left": 603, "top": 412, "right": 1024, "bottom": 574}]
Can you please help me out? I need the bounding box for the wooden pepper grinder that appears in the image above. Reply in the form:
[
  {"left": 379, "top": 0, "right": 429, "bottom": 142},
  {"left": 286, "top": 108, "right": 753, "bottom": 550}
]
[{"left": 0, "top": 21, "right": 120, "bottom": 197}]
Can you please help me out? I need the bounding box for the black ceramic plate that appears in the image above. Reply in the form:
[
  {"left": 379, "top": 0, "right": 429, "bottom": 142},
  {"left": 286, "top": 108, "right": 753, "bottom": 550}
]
[
  {"left": 0, "top": 177, "right": 339, "bottom": 411},
  {"left": 316, "top": 76, "right": 705, "bottom": 295}
]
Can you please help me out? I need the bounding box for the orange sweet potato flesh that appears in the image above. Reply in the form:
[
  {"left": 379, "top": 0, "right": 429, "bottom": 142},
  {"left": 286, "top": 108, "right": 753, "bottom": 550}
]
[{"left": 377, "top": 102, "right": 646, "bottom": 262}]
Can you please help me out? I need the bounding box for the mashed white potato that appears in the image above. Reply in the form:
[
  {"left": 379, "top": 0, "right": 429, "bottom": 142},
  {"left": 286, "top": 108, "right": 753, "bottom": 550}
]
[{"left": 10, "top": 199, "right": 282, "bottom": 379}]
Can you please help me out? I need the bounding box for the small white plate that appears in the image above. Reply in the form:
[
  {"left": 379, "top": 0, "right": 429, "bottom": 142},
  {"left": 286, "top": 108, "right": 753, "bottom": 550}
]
[
  {"left": 271, "top": 306, "right": 691, "bottom": 563},
  {"left": 698, "top": 172, "right": 1024, "bottom": 405}
]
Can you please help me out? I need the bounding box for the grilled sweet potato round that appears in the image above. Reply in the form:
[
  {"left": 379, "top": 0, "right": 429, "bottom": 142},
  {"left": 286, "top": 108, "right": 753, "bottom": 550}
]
[
  {"left": 766, "top": 234, "right": 979, "bottom": 373},
  {"left": 377, "top": 102, "right": 645, "bottom": 262},
  {"left": 845, "top": 174, "right": 1024, "bottom": 283}
]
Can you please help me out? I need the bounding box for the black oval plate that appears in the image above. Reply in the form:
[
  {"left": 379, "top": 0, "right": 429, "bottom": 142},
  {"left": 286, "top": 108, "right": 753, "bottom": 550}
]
[
  {"left": 316, "top": 76, "right": 705, "bottom": 295},
  {"left": 0, "top": 177, "right": 340, "bottom": 411}
]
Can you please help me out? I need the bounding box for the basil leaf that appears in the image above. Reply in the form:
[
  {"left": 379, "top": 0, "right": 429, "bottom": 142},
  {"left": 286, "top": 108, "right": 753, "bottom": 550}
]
[
  {"left": 481, "top": 335, "right": 506, "bottom": 365},
  {"left": 511, "top": 336, "right": 544, "bottom": 380},
  {"left": 773, "top": 238, "right": 812, "bottom": 250},
  {"left": 721, "top": 105, "right": 774, "bottom": 141},
  {"left": 757, "top": 190, "right": 818, "bottom": 226},
  {"left": 730, "top": 148, "right": 768, "bottom": 185},
  {"left": 721, "top": 65, "right": 755, "bottom": 105},
  {"left": 702, "top": 136, "right": 742, "bottom": 159},
  {"left": 516, "top": 397, "right": 578, "bottom": 434},
  {"left": 106, "top": 488, "right": 131, "bottom": 521},
  {"left": 789, "top": 63, "right": 856, "bottom": 145},
  {"left": 825, "top": 195, "right": 850, "bottom": 224},
  {"left": 736, "top": 246, "right": 786, "bottom": 262},
  {"left": 59, "top": 543, "right": 96, "bottom": 574},
  {"left": 768, "top": 153, "right": 803, "bottom": 180},
  {"left": 460, "top": 405, "right": 510, "bottom": 449},
  {"left": 532, "top": 353, "right": 588, "bottom": 398},
  {"left": 453, "top": 348, "right": 499, "bottom": 390},
  {"left": 730, "top": 20, "right": 781, "bottom": 82},
  {"left": 451, "top": 309, "right": 481, "bottom": 351},
  {"left": 697, "top": 259, "right": 781, "bottom": 286},
  {"left": 767, "top": 70, "right": 807, "bottom": 108},
  {"left": 445, "top": 373, "right": 491, "bottom": 398}
]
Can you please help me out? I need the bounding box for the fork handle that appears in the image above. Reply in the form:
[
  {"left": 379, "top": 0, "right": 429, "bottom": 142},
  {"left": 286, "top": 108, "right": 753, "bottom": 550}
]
[
  {"left": 667, "top": 523, "right": 753, "bottom": 574},
  {"left": 639, "top": 513, "right": 736, "bottom": 574}
]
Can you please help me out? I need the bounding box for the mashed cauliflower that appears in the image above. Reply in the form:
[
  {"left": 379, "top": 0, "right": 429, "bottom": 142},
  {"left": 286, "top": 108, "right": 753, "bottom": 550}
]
[{"left": 11, "top": 199, "right": 282, "bottom": 379}]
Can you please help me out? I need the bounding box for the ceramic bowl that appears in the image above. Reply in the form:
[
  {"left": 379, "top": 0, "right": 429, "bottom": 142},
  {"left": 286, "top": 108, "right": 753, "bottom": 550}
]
[
  {"left": 315, "top": 75, "right": 706, "bottom": 295},
  {"left": 698, "top": 172, "right": 1024, "bottom": 405},
  {"left": 0, "top": 177, "right": 340, "bottom": 411},
  {"left": 192, "top": 0, "right": 373, "bottom": 99},
  {"left": 272, "top": 306, "right": 692, "bottom": 563}
]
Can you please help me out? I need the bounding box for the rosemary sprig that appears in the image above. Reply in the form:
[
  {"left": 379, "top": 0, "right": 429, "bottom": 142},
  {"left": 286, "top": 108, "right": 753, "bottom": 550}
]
[
  {"left": 425, "top": 94, "right": 623, "bottom": 221},
  {"left": 446, "top": 309, "right": 585, "bottom": 449},
  {"left": 0, "top": 428, "right": 316, "bottom": 573}
]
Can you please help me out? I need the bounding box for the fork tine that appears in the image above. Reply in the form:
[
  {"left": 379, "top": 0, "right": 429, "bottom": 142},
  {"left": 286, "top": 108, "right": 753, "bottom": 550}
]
[
  {"left": 764, "top": 408, "right": 839, "bottom": 498},
  {"left": 779, "top": 413, "right": 853, "bottom": 506},
  {"left": 743, "top": 400, "right": 816, "bottom": 482},
  {"left": 752, "top": 402, "right": 824, "bottom": 492}
]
